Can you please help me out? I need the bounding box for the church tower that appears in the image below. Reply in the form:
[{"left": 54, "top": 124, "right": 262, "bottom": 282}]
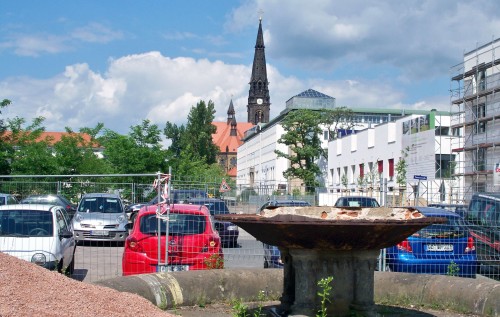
[{"left": 247, "top": 17, "right": 270, "bottom": 124}]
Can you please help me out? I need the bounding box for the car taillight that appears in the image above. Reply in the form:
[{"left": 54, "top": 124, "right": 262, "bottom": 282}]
[
  {"left": 397, "top": 239, "right": 412, "bottom": 252},
  {"left": 126, "top": 236, "right": 143, "bottom": 252},
  {"left": 465, "top": 237, "right": 475, "bottom": 253}
]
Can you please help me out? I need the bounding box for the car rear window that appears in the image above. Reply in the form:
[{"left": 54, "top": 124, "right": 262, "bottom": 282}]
[
  {"left": 335, "top": 197, "right": 380, "bottom": 207},
  {"left": 0, "top": 210, "right": 53, "bottom": 237},
  {"left": 139, "top": 213, "right": 206, "bottom": 235},
  {"left": 412, "top": 216, "right": 466, "bottom": 239}
]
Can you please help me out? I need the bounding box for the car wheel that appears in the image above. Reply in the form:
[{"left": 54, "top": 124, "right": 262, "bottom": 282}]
[{"left": 65, "top": 257, "right": 75, "bottom": 277}]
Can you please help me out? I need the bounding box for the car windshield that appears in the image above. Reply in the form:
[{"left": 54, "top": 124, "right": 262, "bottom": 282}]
[
  {"left": 412, "top": 216, "right": 466, "bottom": 239},
  {"left": 0, "top": 197, "right": 5, "bottom": 205},
  {"left": 78, "top": 197, "right": 123, "bottom": 213},
  {"left": 139, "top": 213, "right": 206, "bottom": 235},
  {"left": 0, "top": 210, "right": 53, "bottom": 237}
]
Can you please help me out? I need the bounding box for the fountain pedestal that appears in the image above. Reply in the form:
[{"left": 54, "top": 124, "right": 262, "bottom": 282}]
[
  {"left": 282, "top": 248, "right": 379, "bottom": 316},
  {"left": 216, "top": 207, "right": 444, "bottom": 317}
]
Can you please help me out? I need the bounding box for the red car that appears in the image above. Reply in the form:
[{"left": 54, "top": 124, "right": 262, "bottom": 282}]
[{"left": 122, "top": 204, "right": 223, "bottom": 276}]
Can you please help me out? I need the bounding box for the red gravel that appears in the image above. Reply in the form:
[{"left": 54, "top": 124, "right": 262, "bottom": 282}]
[{"left": 0, "top": 252, "right": 177, "bottom": 317}]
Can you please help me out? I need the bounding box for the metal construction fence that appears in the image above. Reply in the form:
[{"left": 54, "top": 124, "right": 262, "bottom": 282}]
[{"left": 0, "top": 173, "right": 498, "bottom": 284}]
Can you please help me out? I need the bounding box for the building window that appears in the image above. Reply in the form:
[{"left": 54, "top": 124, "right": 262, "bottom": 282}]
[
  {"left": 472, "top": 103, "right": 486, "bottom": 134},
  {"left": 452, "top": 127, "right": 462, "bottom": 137},
  {"left": 359, "top": 164, "right": 364, "bottom": 178},
  {"left": 435, "top": 126, "right": 450, "bottom": 136},
  {"left": 473, "top": 148, "right": 486, "bottom": 172},
  {"left": 378, "top": 160, "right": 383, "bottom": 174},
  {"left": 435, "top": 154, "right": 456, "bottom": 178},
  {"left": 323, "top": 130, "right": 329, "bottom": 141},
  {"left": 388, "top": 159, "right": 394, "bottom": 180}
]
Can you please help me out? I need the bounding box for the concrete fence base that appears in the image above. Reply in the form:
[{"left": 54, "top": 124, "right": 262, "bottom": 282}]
[{"left": 95, "top": 269, "right": 500, "bottom": 316}]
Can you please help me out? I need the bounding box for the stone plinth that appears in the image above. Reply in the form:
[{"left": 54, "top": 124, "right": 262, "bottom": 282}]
[{"left": 216, "top": 207, "right": 445, "bottom": 317}]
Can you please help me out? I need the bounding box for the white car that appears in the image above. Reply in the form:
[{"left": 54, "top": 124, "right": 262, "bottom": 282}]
[{"left": 0, "top": 204, "right": 76, "bottom": 274}]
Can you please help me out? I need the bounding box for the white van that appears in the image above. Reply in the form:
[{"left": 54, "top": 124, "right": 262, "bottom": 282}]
[{"left": 0, "top": 204, "right": 76, "bottom": 274}]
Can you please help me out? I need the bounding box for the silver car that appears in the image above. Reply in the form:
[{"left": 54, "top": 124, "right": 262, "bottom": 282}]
[{"left": 72, "top": 193, "right": 129, "bottom": 243}]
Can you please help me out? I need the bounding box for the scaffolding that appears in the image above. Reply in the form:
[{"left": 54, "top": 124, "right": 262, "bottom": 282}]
[{"left": 450, "top": 38, "right": 500, "bottom": 202}]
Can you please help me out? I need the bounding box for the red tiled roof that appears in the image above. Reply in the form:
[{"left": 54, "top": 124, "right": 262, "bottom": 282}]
[
  {"left": 3, "top": 131, "right": 97, "bottom": 147},
  {"left": 227, "top": 166, "right": 237, "bottom": 177},
  {"left": 212, "top": 121, "right": 254, "bottom": 153}
]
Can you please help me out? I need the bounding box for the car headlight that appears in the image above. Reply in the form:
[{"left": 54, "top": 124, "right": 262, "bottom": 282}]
[
  {"left": 31, "top": 253, "right": 46, "bottom": 266},
  {"left": 74, "top": 213, "right": 83, "bottom": 222},
  {"left": 117, "top": 215, "right": 126, "bottom": 223},
  {"left": 227, "top": 225, "right": 238, "bottom": 231}
]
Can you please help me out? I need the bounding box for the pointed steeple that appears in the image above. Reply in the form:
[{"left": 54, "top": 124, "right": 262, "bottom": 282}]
[
  {"left": 247, "top": 17, "right": 270, "bottom": 124},
  {"left": 230, "top": 117, "right": 237, "bottom": 136},
  {"left": 227, "top": 99, "right": 235, "bottom": 124}
]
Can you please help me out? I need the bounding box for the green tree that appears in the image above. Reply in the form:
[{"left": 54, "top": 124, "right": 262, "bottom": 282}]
[
  {"left": 275, "top": 109, "right": 325, "bottom": 190},
  {"left": 7, "top": 116, "right": 58, "bottom": 175},
  {"left": 321, "top": 106, "right": 357, "bottom": 142},
  {"left": 396, "top": 147, "right": 410, "bottom": 188},
  {"left": 184, "top": 100, "right": 219, "bottom": 164},
  {"left": 100, "top": 120, "right": 168, "bottom": 175},
  {"left": 54, "top": 127, "right": 111, "bottom": 175},
  {"left": 164, "top": 100, "right": 220, "bottom": 175},
  {"left": 0, "top": 99, "right": 13, "bottom": 174}
]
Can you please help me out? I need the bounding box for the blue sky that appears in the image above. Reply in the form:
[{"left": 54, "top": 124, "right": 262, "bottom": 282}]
[{"left": 1, "top": 0, "right": 500, "bottom": 134}]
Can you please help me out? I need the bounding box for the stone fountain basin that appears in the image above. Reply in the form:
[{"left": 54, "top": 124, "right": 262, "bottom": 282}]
[{"left": 216, "top": 207, "right": 446, "bottom": 250}]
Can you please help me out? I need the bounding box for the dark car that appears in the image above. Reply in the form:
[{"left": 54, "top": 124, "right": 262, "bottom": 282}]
[
  {"left": 462, "top": 192, "right": 500, "bottom": 280},
  {"left": 385, "top": 207, "right": 477, "bottom": 278},
  {"left": 187, "top": 198, "right": 239, "bottom": 248},
  {"left": 260, "top": 200, "right": 311, "bottom": 268},
  {"left": 0, "top": 193, "right": 19, "bottom": 205},
  {"left": 126, "top": 189, "right": 208, "bottom": 224},
  {"left": 334, "top": 196, "right": 380, "bottom": 208},
  {"left": 20, "top": 194, "right": 77, "bottom": 219},
  {"left": 428, "top": 203, "right": 467, "bottom": 217}
]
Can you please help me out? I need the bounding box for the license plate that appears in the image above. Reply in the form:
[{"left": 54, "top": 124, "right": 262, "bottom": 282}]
[
  {"left": 91, "top": 230, "right": 109, "bottom": 236},
  {"left": 156, "top": 265, "right": 189, "bottom": 272},
  {"left": 425, "top": 244, "right": 453, "bottom": 251}
]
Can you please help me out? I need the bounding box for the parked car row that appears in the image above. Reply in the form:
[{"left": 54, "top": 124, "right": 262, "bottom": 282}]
[
  {"left": 261, "top": 196, "right": 498, "bottom": 280},
  {"left": 0, "top": 191, "right": 230, "bottom": 277}
]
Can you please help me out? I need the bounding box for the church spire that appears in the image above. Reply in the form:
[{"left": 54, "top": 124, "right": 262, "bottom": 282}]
[
  {"left": 247, "top": 17, "right": 270, "bottom": 124},
  {"left": 227, "top": 99, "right": 235, "bottom": 124}
]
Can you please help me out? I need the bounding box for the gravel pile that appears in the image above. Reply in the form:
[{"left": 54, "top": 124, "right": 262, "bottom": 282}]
[{"left": 0, "top": 252, "right": 177, "bottom": 317}]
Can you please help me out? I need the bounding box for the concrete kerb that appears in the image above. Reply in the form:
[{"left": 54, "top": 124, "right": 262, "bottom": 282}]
[
  {"left": 95, "top": 268, "right": 283, "bottom": 308},
  {"left": 95, "top": 269, "right": 500, "bottom": 316}
]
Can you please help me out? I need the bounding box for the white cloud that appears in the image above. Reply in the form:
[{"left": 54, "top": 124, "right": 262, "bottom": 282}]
[
  {"left": 1, "top": 50, "right": 419, "bottom": 135},
  {"left": 71, "top": 23, "right": 123, "bottom": 43}
]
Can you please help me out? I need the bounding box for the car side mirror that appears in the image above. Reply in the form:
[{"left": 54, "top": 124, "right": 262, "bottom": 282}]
[{"left": 59, "top": 229, "right": 73, "bottom": 239}]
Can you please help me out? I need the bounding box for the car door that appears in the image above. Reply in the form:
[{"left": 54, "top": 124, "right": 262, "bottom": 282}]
[{"left": 55, "top": 208, "right": 76, "bottom": 268}]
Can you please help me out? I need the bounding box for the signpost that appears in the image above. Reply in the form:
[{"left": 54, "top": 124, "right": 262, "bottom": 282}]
[{"left": 413, "top": 175, "right": 427, "bottom": 181}]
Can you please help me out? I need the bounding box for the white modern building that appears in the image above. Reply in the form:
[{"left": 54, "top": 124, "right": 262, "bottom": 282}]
[
  {"left": 326, "top": 111, "right": 461, "bottom": 206},
  {"left": 236, "top": 88, "right": 448, "bottom": 197}
]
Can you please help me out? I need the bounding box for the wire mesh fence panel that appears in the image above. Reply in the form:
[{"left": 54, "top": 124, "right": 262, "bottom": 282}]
[{"left": 1, "top": 174, "right": 499, "bottom": 283}]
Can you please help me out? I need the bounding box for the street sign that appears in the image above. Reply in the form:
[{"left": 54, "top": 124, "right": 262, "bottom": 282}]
[
  {"left": 219, "top": 178, "right": 231, "bottom": 192},
  {"left": 413, "top": 175, "right": 427, "bottom": 181}
]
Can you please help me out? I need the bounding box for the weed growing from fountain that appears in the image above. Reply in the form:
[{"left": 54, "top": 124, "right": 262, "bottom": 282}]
[
  {"left": 316, "top": 276, "right": 334, "bottom": 317},
  {"left": 446, "top": 261, "right": 459, "bottom": 276}
]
